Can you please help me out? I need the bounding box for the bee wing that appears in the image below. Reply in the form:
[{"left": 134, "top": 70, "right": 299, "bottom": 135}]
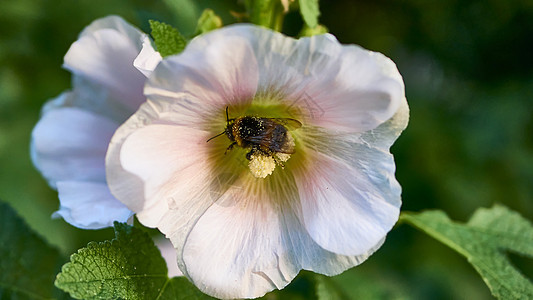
[
  {"left": 246, "top": 130, "right": 270, "bottom": 143},
  {"left": 271, "top": 118, "right": 302, "bottom": 130},
  {"left": 276, "top": 138, "right": 296, "bottom": 154},
  {"left": 245, "top": 119, "right": 298, "bottom": 154},
  {"left": 268, "top": 119, "right": 298, "bottom": 154}
]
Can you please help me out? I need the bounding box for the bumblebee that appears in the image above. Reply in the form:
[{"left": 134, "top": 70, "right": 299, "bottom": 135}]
[{"left": 207, "top": 107, "right": 302, "bottom": 164}]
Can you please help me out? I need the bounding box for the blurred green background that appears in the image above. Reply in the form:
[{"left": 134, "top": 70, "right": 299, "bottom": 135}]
[{"left": 1, "top": 0, "right": 532, "bottom": 299}]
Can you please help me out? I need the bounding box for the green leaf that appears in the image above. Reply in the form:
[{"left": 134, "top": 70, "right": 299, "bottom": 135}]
[
  {"left": 299, "top": 0, "right": 320, "bottom": 29},
  {"left": 194, "top": 9, "right": 223, "bottom": 36},
  {"left": 401, "top": 206, "right": 533, "bottom": 300},
  {"left": 0, "top": 201, "right": 68, "bottom": 299},
  {"left": 314, "top": 269, "right": 411, "bottom": 300},
  {"left": 55, "top": 222, "right": 212, "bottom": 299},
  {"left": 149, "top": 20, "right": 187, "bottom": 57}
]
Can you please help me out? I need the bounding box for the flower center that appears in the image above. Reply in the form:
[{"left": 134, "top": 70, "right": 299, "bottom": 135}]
[{"left": 207, "top": 102, "right": 304, "bottom": 179}]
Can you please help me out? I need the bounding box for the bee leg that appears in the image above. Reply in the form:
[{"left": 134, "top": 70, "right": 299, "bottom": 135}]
[
  {"left": 246, "top": 149, "right": 256, "bottom": 160},
  {"left": 224, "top": 142, "right": 237, "bottom": 155},
  {"left": 273, "top": 156, "right": 285, "bottom": 168},
  {"left": 246, "top": 147, "right": 262, "bottom": 160}
]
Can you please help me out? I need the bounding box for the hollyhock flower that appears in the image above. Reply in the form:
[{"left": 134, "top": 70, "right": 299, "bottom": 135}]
[
  {"left": 106, "top": 24, "right": 408, "bottom": 298},
  {"left": 31, "top": 16, "right": 163, "bottom": 229}
]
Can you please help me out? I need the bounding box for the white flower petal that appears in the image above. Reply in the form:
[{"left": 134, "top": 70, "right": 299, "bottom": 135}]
[
  {"left": 177, "top": 190, "right": 299, "bottom": 298},
  {"left": 105, "top": 24, "right": 409, "bottom": 298},
  {"left": 295, "top": 99, "right": 408, "bottom": 255},
  {"left": 52, "top": 181, "right": 132, "bottom": 229},
  {"left": 32, "top": 16, "right": 147, "bottom": 230},
  {"left": 106, "top": 101, "right": 160, "bottom": 215},
  {"left": 31, "top": 106, "right": 118, "bottom": 188},
  {"left": 112, "top": 122, "right": 211, "bottom": 224},
  {"left": 133, "top": 36, "right": 162, "bottom": 77},
  {"left": 295, "top": 152, "right": 399, "bottom": 256},
  {"left": 43, "top": 79, "right": 136, "bottom": 123},
  {"left": 299, "top": 45, "right": 404, "bottom": 132},
  {"left": 116, "top": 127, "right": 392, "bottom": 297},
  {"left": 79, "top": 15, "right": 143, "bottom": 43},
  {"left": 166, "top": 173, "right": 382, "bottom": 299},
  {"left": 144, "top": 29, "right": 259, "bottom": 111},
  {"left": 63, "top": 16, "right": 146, "bottom": 111}
]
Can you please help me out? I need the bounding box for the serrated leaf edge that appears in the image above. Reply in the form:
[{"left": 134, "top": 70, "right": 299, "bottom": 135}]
[{"left": 401, "top": 209, "right": 533, "bottom": 299}]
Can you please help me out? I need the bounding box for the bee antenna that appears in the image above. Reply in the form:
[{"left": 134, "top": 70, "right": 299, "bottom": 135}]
[
  {"left": 207, "top": 107, "right": 231, "bottom": 143},
  {"left": 206, "top": 131, "right": 226, "bottom": 143},
  {"left": 225, "top": 106, "right": 230, "bottom": 124}
]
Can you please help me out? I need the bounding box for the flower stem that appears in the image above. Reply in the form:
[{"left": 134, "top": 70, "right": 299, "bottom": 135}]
[{"left": 246, "top": 0, "right": 286, "bottom": 31}]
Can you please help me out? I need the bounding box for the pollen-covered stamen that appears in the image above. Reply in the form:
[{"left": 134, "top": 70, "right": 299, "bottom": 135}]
[
  {"left": 275, "top": 152, "right": 291, "bottom": 163},
  {"left": 248, "top": 153, "right": 276, "bottom": 178}
]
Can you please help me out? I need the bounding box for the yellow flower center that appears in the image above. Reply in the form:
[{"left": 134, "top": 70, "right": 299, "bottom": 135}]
[{"left": 205, "top": 95, "right": 308, "bottom": 181}]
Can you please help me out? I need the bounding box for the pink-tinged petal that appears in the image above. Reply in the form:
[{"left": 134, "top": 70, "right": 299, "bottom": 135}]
[
  {"left": 295, "top": 152, "right": 399, "bottom": 256},
  {"left": 31, "top": 106, "right": 118, "bottom": 188},
  {"left": 168, "top": 173, "right": 382, "bottom": 299},
  {"left": 298, "top": 45, "right": 404, "bottom": 132},
  {"left": 118, "top": 151, "right": 389, "bottom": 298},
  {"left": 214, "top": 25, "right": 403, "bottom": 133},
  {"left": 178, "top": 187, "right": 299, "bottom": 298},
  {"left": 52, "top": 181, "right": 132, "bottom": 229},
  {"left": 111, "top": 122, "right": 211, "bottom": 224},
  {"left": 294, "top": 100, "right": 408, "bottom": 255},
  {"left": 144, "top": 31, "right": 259, "bottom": 111},
  {"left": 133, "top": 36, "right": 162, "bottom": 77},
  {"left": 104, "top": 24, "right": 409, "bottom": 298},
  {"left": 106, "top": 102, "right": 160, "bottom": 215},
  {"left": 64, "top": 17, "right": 146, "bottom": 111}
]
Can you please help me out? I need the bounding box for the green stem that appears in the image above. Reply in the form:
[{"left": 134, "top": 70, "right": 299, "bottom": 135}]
[{"left": 247, "top": 0, "right": 286, "bottom": 31}]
